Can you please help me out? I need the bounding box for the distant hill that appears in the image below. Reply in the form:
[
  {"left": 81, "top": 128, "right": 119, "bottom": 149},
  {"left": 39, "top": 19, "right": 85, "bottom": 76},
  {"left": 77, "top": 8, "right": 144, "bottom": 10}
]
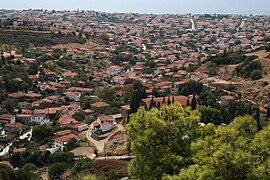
[
  {"left": 0, "top": 29, "right": 87, "bottom": 48},
  {"left": 208, "top": 50, "right": 270, "bottom": 106}
]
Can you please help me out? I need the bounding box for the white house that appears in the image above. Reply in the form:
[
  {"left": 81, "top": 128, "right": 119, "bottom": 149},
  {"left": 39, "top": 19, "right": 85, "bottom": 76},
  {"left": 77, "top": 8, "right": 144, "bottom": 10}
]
[
  {"left": 111, "top": 76, "right": 125, "bottom": 84},
  {"left": 16, "top": 113, "right": 49, "bottom": 125},
  {"left": 106, "top": 65, "right": 123, "bottom": 75},
  {"left": 0, "top": 114, "right": 16, "bottom": 124},
  {"left": 64, "top": 92, "right": 81, "bottom": 101},
  {"left": 92, "top": 115, "right": 117, "bottom": 133},
  {"left": 54, "top": 134, "right": 78, "bottom": 151},
  {"left": 30, "top": 114, "right": 49, "bottom": 124}
]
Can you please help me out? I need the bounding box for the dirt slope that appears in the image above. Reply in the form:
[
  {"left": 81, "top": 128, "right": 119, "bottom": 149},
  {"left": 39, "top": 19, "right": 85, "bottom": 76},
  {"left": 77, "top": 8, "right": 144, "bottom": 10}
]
[{"left": 215, "top": 50, "right": 270, "bottom": 106}]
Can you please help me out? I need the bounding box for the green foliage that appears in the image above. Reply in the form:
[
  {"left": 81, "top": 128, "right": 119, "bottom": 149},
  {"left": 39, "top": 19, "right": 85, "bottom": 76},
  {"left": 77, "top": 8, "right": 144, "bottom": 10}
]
[
  {"left": 130, "top": 80, "right": 147, "bottom": 113},
  {"left": 97, "top": 87, "right": 116, "bottom": 103},
  {"left": 127, "top": 104, "right": 200, "bottom": 179},
  {"left": 0, "top": 164, "right": 37, "bottom": 180},
  {"left": 106, "top": 107, "right": 120, "bottom": 115},
  {"left": 162, "top": 115, "right": 270, "bottom": 179},
  {"left": 178, "top": 80, "right": 204, "bottom": 96},
  {"left": 235, "top": 60, "right": 262, "bottom": 79},
  {"left": 0, "top": 164, "right": 15, "bottom": 180},
  {"left": 199, "top": 106, "right": 221, "bottom": 125},
  {"left": 32, "top": 125, "right": 53, "bottom": 144},
  {"left": 191, "top": 95, "right": 197, "bottom": 110},
  {"left": 65, "top": 138, "right": 78, "bottom": 151},
  {"left": 0, "top": 30, "right": 86, "bottom": 48},
  {"left": 49, "top": 151, "right": 74, "bottom": 164},
  {"left": 206, "top": 51, "right": 257, "bottom": 66},
  {"left": 48, "top": 162, "right": 67, "bottom": 177},
  {"left": 28, "top": 63, "right": 39, "bottom": 75},
  {"left": 22, "top": 163, "right": 37, "bottom": 172},
  {"left": 250, "top": 69, "right": 262, "bottom": 80},
  {"left": 71, "top": 158, "right": 92, "bottom": 176},
  {"left": 2, "top": 98, "right": 18, "bottom": 113},
  {"left": 90, "top": 160, "right": 129, "bottom": 179},
  {"left": 73, "top": 111, "right": 86, "bottom": 122},
  {"left": 10, "top": 150, "right": 46, "bottom": 168}
]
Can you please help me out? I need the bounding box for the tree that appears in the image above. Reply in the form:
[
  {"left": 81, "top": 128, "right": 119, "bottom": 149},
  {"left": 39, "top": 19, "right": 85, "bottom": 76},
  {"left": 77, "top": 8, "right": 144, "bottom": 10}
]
[
  {"left": 199, "top": 106, "right": 221, "bottom": 124},
  {"left": 97, "top": 87, "right": 116, "bottom": 103},
  {"left": 126, "top": 104, "right": 200, "bottom": 179},
  {"left": 28, "top": 63, "right": 39, "bottom": 75},
  {"left": 254, "top": 106, "right": 261, "bottom": 130},
  {"left": 250, "top": 69, "right": 262, "bottom": 80},
  {"left": 191, "top": 95, "right": 197, "bottom": 110},
  {"left": 267, "top": 106, "right": 270, "bottom": 118},
  {"left": 32, "top": 125, "right": 53, "bottom": 144},
  {"left": 71, "top": 158, "right": 92, "bottom": 176},
  {"left": 2, "top": 98, "right": 18, "bottom": 113},
  {"left": 49, "top": 152, "right": 74, "bottom": 163},
  {"left": 166, "top": 115, "right": 260, "bottom": 180},
  {"left": 65, "top": 138, "right": 78, "bottom": 151},
  {"left": 130, "top": 81, "right": 147, "bottom": 113},
  {"left": 48, "top": 162, "right": 67, "bottom": 177},
  {"left": 0, "top": 164, "right": 16, "bottom": 180},
  {"left": 73, "top": 111, "right": 85, "bottom": 122}
]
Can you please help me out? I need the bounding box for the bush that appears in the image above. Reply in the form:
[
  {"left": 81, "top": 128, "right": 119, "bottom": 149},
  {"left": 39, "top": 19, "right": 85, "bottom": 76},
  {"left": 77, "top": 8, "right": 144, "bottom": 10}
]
[
  {"left": 250, "top": 69, "right": 262, "bottom": 80},
  {"left": 48, "top": 162, "right": 67, "bottom": 177}
]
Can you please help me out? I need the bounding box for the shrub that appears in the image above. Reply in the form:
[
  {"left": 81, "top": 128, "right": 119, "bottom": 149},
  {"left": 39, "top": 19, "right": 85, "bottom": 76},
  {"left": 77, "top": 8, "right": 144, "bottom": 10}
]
[{"left": 250, "top": 69, "right": 262, "bottom": 80}]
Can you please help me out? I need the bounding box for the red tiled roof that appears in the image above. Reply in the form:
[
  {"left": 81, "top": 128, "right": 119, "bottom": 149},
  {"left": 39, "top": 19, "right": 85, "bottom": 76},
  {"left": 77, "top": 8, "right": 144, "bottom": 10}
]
[
  {"left": 54, "top": 134, "right": 78, "bottom": 143},
  {"left": 4, "top": 122, "right": 23, "bottom": 128},
  {"left": 91, "top": 102, "right": 110, "bottom": 108},
  {"left": 54, "top": 129, "right": 72, "bottom": 136},
  {"left": 121, "top": 105, "right": 131, "bottom": 111},
  {"left": 13, "top": 147, "right": 27, "bottom": 153},
  {"left": 83, "top": 109, "right": 94, "bottom": 114},
  {"left": 221, "top": 95, "right": 234, "bottom": 101},
  {"left": 0, "top": 161, "right": 12, "bottom": 167},
  {"left": 142, "top": 96, "right": 188, "bottom": 109},
  {"left": 58, "top": 117, "right": 78, "bottom": 125},
  {"left": 98, "top": 115, "right": 113, "bottom": 121}
]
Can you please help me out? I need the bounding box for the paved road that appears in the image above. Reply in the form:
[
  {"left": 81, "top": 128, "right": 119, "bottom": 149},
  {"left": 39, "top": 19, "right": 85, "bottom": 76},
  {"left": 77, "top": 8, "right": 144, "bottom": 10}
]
[
  {"left": 190, "top": 18, "right": 195, "bottom": 31},
  {"left": 96, "top": 155, "right": 134, "bottom": 160}
]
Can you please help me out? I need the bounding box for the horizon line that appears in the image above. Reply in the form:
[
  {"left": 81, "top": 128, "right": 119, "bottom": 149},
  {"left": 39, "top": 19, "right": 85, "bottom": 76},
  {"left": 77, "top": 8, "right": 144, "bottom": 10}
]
[{"left": 0, "top": 8, "right": 269, "bottom": 16}]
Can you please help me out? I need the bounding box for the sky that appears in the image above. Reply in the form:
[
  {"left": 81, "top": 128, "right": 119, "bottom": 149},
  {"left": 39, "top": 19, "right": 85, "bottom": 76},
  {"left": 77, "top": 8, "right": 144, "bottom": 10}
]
[{"left": 0, "top": 0, "right": 270, "bottom": 15}]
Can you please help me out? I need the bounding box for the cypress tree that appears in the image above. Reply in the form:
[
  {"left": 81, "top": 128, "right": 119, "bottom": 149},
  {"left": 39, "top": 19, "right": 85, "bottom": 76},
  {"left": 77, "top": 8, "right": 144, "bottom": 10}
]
[
  {"left": 191, "top": 95, "right": 197, "bottom": 110},
  {"left": 162, "top": 96, "right": 166, "bottom": 104},
  {"left": 255, "top": 106, "right": 261, "bottom": 130},
  {"left": 167, "top": 97, "right": 171, "bottom": 105},
  {"left": 267, "top": 106, "right": 270, "bottom": 118}
]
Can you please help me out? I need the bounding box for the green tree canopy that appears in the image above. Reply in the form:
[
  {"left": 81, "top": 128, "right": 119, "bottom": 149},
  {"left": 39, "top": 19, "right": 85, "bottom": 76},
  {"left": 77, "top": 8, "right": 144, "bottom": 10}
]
[
  {"left": 127, "top": 103, "right": 200, "bottom": 179},
  {"left": 32, "top": 125, "right": 53, "bottom": 144},
  {"left": 164, "top": 115, "right": 270, "bottom": 180}
]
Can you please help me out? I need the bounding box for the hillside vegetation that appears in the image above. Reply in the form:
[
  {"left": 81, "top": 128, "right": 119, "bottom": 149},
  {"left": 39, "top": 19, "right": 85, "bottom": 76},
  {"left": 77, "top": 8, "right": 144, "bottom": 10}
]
[{"left": 0, "top": 30, "right": 86, "bottom": 48}]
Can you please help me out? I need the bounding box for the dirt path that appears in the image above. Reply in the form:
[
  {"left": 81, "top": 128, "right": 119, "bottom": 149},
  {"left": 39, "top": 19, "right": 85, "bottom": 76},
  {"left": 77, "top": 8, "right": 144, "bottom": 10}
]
[{"left": 87, "top": 123, "right": 125, "bottom": 154}]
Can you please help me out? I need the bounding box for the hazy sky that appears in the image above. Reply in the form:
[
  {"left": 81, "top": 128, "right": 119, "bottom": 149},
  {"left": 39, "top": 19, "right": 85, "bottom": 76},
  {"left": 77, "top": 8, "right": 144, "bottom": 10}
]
[{"left": 0, "top": 0, "right": 269, "bottom": 15}]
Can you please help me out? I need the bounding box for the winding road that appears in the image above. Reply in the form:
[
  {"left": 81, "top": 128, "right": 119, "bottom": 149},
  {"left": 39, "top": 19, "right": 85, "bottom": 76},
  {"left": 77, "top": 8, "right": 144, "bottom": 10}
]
[{"left": 86, "top": 123, "right": 125, "bottom": 154}]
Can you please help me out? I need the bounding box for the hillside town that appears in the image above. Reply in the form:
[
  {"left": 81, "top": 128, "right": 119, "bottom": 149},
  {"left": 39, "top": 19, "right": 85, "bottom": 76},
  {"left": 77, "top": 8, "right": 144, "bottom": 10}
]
[{"left": 0, "top": 9, "right": 270, "bottom": 179}]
